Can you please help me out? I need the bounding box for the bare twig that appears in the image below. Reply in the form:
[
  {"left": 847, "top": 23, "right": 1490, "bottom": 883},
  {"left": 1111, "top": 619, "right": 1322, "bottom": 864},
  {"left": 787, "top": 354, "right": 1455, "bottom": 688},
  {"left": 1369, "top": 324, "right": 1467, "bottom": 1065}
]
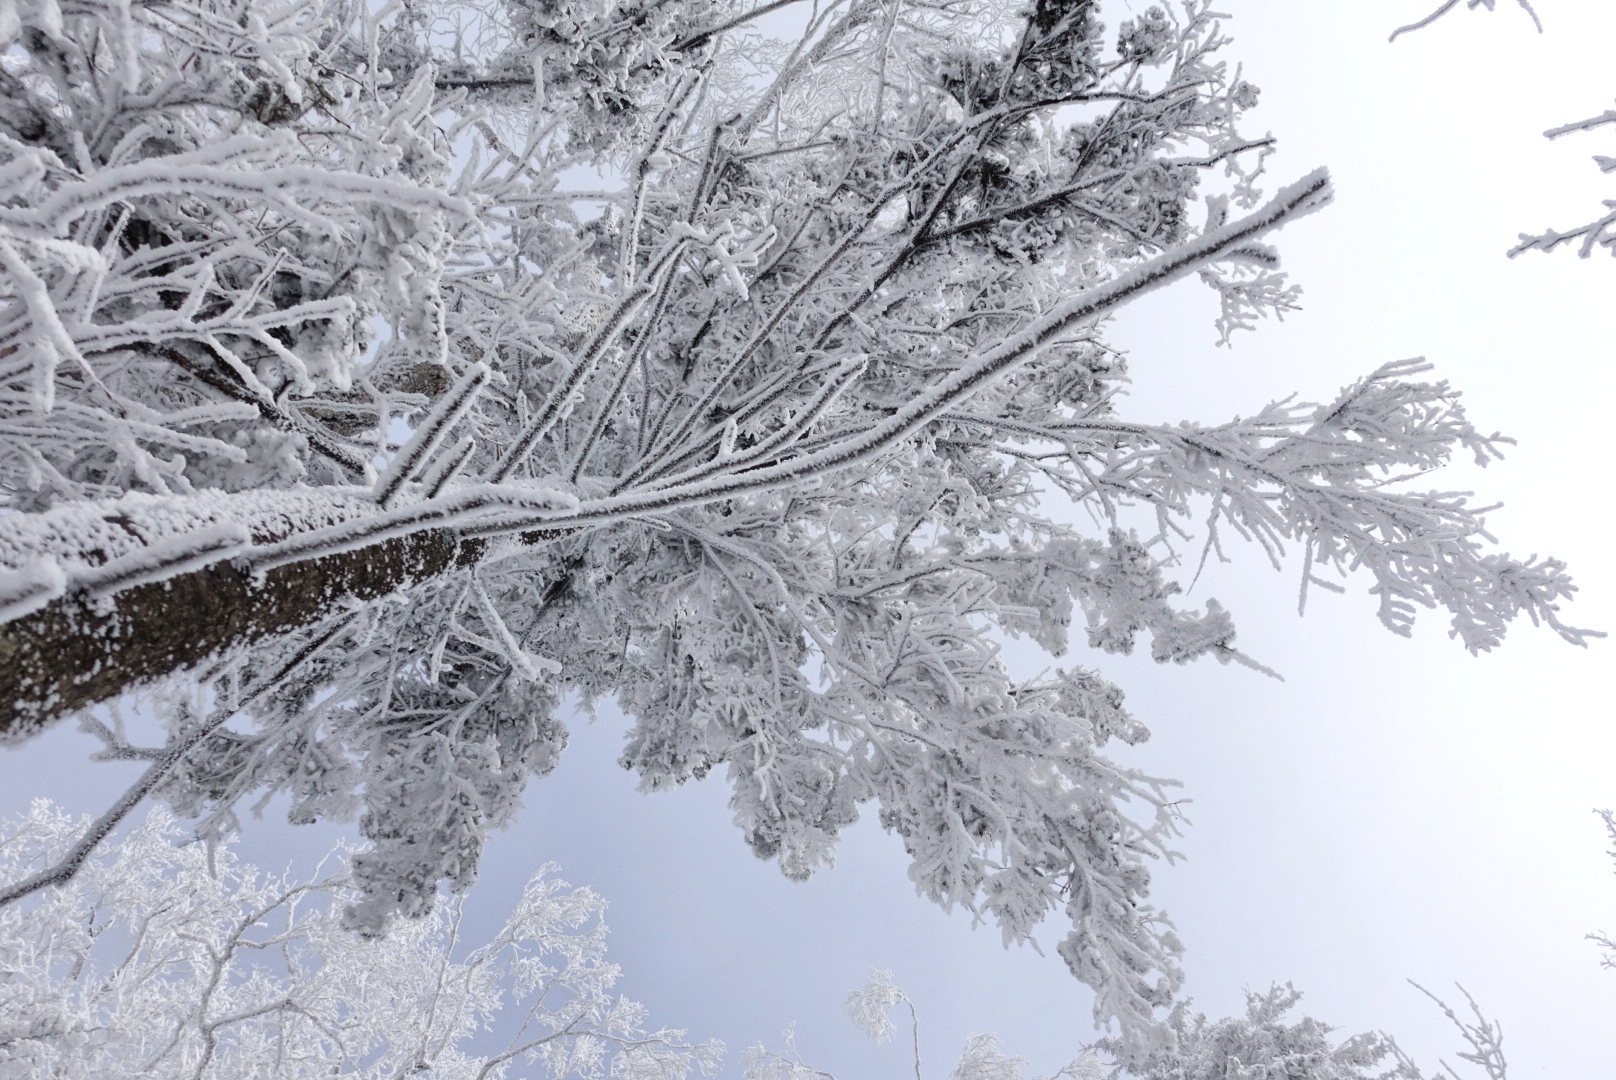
[{"left": 1390, "top": 0, "right": 1541, "bottom": 44}]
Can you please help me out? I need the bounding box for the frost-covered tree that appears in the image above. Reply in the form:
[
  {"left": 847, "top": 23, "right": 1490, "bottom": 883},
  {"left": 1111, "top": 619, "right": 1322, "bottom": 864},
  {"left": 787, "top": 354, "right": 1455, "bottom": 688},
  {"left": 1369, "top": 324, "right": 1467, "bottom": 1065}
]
[
  {"left": 748, "top": 969, "right": 1508, "bottom": 1080},
  {"left": 0, "top": 800, "right": 724, "bottom": 1079},
  {"left": 0, "top": 0, "right": 1594, "bottom": 1055},
  {"left": 0, "top": 802, "right": 1509, "bottom": 1080}
]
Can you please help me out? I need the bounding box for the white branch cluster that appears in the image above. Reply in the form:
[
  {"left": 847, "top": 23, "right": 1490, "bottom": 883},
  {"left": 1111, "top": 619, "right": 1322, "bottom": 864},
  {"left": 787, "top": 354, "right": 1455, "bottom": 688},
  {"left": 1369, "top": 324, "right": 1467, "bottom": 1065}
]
[{"left": 0, "top": 800, "right": 723, "bottom": 1080}]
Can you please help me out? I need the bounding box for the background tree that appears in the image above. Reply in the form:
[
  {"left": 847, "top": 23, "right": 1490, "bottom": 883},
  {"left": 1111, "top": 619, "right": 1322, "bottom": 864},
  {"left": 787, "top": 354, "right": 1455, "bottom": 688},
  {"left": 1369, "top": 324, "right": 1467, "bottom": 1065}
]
[
  {"left": 0, "top": 800, "right": 724, "bottom": 1079},
  {"left": 0, "top": 801, "right": 1519, "bottom": 1080},
  {"left": 0, "top": 0, "right": 1594, "bottom": 1057},
  {"left": 761, "top": 967, "right": 1511, "bottom": 1080}
]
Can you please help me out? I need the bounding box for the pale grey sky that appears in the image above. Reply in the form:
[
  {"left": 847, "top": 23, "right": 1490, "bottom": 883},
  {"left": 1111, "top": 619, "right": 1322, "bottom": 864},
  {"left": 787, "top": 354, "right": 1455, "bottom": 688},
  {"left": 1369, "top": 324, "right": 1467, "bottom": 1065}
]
[{"left": 3, "top": 1, "right": 1613, "bottom": 1076}]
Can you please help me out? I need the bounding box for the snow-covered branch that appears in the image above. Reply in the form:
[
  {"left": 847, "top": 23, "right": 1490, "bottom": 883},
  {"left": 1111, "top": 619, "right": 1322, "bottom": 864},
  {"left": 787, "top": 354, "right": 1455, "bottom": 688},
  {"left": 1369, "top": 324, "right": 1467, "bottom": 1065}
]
[{"left": 0, "top": 801, "right": 723, "bottom": 1079}]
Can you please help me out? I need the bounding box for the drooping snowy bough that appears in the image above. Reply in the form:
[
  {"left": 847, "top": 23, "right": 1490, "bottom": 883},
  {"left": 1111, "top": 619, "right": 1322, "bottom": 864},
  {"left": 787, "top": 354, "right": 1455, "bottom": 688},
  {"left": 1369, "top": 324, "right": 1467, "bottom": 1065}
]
[{"left": 0, "top": 0, "right": 1592, "bottom": 1055}]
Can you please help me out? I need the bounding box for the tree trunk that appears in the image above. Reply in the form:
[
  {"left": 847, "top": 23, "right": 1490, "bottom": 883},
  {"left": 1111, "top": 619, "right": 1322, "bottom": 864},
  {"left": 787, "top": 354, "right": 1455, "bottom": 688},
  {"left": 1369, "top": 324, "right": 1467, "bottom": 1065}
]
[{"left": 0, "top": 489, "right": 482, "bottom": 742}]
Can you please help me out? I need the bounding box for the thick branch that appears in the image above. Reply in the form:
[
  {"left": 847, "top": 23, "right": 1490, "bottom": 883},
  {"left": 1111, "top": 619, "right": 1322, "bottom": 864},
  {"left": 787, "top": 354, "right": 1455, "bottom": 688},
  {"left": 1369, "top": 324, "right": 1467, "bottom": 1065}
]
[
  {"left": 0, "top": 527, "right": 480, "bottom": 742},
  {"left": 0, "top": 171, "right": 1329, "bottom": 738}
]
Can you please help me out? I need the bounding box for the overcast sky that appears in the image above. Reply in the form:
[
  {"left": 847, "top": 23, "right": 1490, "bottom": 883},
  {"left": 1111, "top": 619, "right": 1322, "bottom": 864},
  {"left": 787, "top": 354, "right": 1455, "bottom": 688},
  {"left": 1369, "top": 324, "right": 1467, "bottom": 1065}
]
[{"left": 4, "top": 1, "right": 1614, "bottom": 1077}]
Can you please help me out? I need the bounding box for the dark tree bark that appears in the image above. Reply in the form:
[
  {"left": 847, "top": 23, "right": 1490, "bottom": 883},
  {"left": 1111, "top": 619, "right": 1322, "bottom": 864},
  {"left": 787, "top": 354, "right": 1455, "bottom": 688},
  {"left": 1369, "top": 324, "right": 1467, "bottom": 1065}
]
[{"left": 0, "top": 529, "right": 480, "bottom": 743}]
